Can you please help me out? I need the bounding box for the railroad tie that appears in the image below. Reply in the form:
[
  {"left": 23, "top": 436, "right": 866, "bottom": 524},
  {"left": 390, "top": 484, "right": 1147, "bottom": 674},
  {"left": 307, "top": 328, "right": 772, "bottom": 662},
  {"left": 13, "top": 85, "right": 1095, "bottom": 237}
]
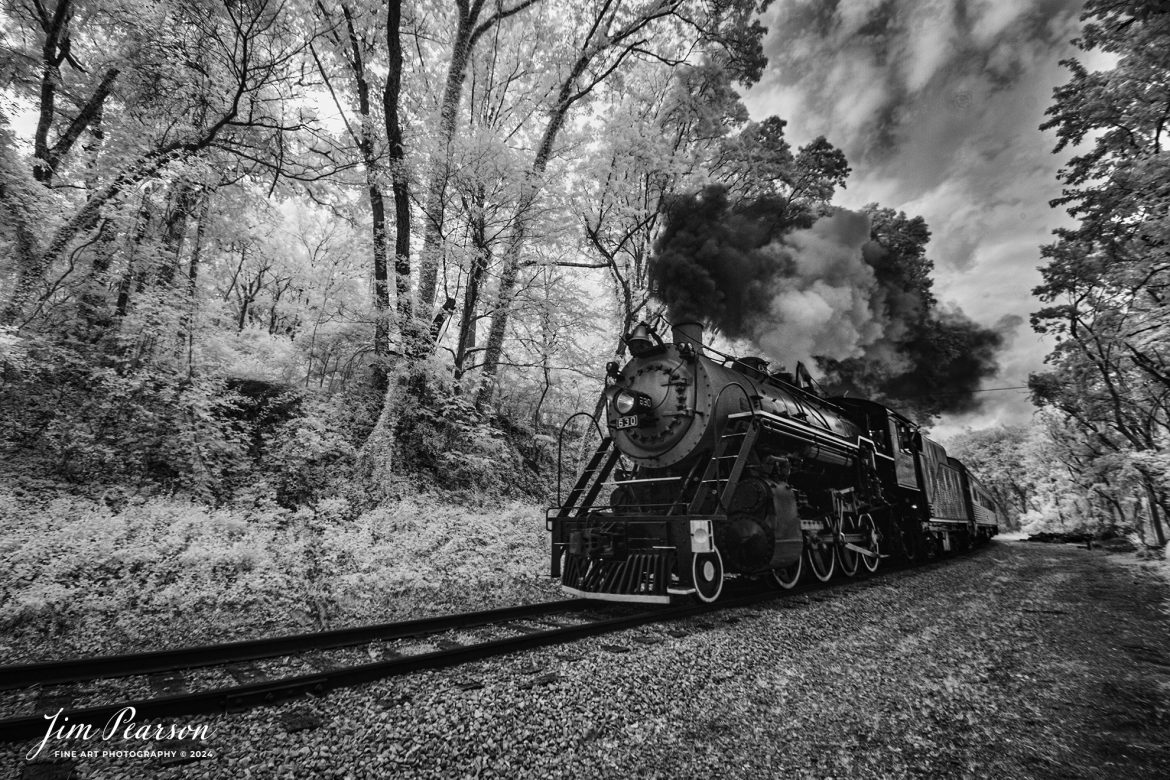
[
  {"left": 148, "top": 670, "right": 188, "bottom": 696},
  {"left": 21, "top": 762, "right": 76, "bottom": 780},
  {"left": 225, "top": 662, "right": 268, "bottom": 685},
  {"left": 32, "top": 687, "right": 73, "bottom": 716}
]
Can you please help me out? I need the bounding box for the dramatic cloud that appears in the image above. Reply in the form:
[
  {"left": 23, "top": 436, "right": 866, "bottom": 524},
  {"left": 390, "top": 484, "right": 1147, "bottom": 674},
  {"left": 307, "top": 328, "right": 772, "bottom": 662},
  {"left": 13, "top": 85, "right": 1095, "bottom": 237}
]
[
  {"left": 753, "top": 0, "right": 1079, "bottom": 168},
  {"left": 743, "top": 0, "right": 1086, "bottom": 433}
]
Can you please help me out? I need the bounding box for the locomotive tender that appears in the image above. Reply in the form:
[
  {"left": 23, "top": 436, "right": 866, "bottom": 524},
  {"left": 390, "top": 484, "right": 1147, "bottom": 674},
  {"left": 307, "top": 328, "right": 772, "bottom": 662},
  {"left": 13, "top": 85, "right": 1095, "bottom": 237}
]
[{"left": 548, "top": 321, "right": 1001, "bottom": 603}]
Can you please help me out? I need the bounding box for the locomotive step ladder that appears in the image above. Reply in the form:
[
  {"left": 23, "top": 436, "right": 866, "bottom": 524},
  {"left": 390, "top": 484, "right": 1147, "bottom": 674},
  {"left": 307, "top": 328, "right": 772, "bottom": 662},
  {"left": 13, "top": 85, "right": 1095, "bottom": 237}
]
[
  {"left": 556, "top": 435, "right": 620, "bottom": 519},
  {"left": 549, "top": 426, "right": 620, "bottom": 579}
]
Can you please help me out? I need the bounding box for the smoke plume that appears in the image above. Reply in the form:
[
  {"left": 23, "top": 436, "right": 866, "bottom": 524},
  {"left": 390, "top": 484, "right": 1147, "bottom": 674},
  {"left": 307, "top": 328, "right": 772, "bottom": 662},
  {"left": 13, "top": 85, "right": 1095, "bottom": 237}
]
[{"left": 649, "top": 186, "right": 1005, "bottom": 417}]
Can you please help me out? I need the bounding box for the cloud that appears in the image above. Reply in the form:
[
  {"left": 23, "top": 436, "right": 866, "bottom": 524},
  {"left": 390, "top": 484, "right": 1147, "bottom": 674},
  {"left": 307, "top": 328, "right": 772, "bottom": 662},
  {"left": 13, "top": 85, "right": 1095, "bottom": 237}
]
[
  {"left": 744, "top": 0, "right": 1085, "bottom": 431},
  {"left": 753, "top": 0, "right": 1081, "bottom": 163}
]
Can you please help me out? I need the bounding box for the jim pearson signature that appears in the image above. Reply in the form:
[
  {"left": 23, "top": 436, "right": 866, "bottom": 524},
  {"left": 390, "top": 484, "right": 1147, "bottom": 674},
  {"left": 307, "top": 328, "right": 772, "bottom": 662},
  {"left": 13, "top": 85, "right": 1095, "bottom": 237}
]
[{"left": 28, "top": 707, "right": 211, "bottom": 760}]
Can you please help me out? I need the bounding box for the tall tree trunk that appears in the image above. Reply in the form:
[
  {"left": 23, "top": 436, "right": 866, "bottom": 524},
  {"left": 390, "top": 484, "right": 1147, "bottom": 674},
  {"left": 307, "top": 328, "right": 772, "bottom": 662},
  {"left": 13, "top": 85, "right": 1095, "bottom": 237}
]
[
  {"left": 29, "top": 4, "right": 117, "bottom": 185},
  {"left": 0, "top": 184, "right": 41, "bottom": 325},
  {"left": 367, "top": 176, "right": 391, "bottom": 372},
  {"left": 237, "top": 273, "right": 264, "bottom": 331},
  {"left": 416, "top": 0, "right": 540, "bottom": 336},
  {"left": 115, "top": 191, "right": 155, "bottom": 317},
  {"left": 454, "top": 185, "right": 490, "bottom": 384},
  {"left": 70, "top": 220, "right": 115, "bottom": 337},
  {"left": 40, "top": 67, "right": 120, "bottom": 185},
  {"left": 416, "top": 6, "right": 478, "bottom": 321},
  {"left": 1144, "top": 480, "right": 1168, "bottom": 546},
  {"left": 355, "top": 0, "right": 416, "bottom": 496},
  {"left": 31, "top": 0, "right": 72, "bottom": 183},
  {"left": 157, "top": 180, "right": 197, "bottom": 287},
  {"left": 475, "top": 83, "right": 578, "bottom": 409},
  {"left": 183, "top": 191, "right": 210, "bottom": 377},
  {"left": 334, "top": 5, "right": 392, "bottom": 387},
  {"left": 384, "top": 0, "right": 413, "bottom": 351},
  {"left": 475, "top": 217, "right": 529, "bottom": 411}
]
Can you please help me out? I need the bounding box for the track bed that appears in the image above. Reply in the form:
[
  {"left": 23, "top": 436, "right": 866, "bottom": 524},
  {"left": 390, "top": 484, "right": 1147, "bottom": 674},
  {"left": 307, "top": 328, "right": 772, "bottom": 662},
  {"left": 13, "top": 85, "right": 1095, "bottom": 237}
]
[{"left": 6, "top": 542, "right": 1170, "bottom": 778}]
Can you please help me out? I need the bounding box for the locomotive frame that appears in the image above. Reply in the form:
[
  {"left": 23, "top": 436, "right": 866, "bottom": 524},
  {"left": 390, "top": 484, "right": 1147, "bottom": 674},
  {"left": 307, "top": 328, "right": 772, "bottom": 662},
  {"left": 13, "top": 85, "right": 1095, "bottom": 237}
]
[{"left": 547, "top": 320, "right": 1001, "bottom": 604}]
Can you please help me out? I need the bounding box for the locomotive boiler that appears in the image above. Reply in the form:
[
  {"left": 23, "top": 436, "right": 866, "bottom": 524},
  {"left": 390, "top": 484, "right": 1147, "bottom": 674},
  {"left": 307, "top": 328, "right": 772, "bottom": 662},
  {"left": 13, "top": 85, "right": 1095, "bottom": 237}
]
[{"left": 547, "top": 320, "right": 1000, "bottom": 603}]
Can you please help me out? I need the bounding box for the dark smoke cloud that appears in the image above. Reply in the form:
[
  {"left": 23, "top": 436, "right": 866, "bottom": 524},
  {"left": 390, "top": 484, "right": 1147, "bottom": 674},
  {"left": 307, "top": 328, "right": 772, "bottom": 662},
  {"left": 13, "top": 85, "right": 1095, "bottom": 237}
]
[
  {"left": 863, "top": 308, "right": 1006, "bottom": 415},
  {"left": 645, "top": 186, "right": 781, "bottom": 339},
  {"left": 650, "top": 186, "right": 889, "bottom": 362},
  {"left": 649, "top": 186, "right": 1008, "bottom": 417}
]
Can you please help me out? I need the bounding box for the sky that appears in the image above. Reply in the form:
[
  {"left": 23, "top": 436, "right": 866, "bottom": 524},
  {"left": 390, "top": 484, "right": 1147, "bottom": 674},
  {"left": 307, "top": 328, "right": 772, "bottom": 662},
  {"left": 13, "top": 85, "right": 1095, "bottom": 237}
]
[{"left": 742, "top": 0, "right": 1091, "bottom": 441}]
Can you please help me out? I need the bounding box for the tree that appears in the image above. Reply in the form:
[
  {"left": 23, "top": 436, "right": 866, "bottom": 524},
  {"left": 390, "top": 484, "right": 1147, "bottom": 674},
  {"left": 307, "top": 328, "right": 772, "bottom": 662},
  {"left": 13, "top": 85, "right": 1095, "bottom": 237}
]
[
  {"left": 1032, "top": 0, "right": 1170, "bottom": 543},
  {"left": 310, "top": 2, "right": 401, "bottom": 381},
  {"left": 945, "top": 426, "right": 1037, "bottom": 530},
  {"left": 413, "top": 0, "right": 542, "bottom": 328},
  {"left": 2, "top": 0, "right": 317, "bottom": 328},
  {"left": 474, "top": 0, "right": 773, "bottom": 409},
  {"left": 576, "top": 61, "right": 733, "bottom": 360}
]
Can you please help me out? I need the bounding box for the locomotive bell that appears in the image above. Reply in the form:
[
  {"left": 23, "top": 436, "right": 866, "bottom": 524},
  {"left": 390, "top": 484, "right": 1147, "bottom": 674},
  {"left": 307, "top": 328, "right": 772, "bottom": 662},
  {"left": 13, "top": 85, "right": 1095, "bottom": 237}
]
[{"left": 623, "top": 321, "right": 660, "bottom": 356}]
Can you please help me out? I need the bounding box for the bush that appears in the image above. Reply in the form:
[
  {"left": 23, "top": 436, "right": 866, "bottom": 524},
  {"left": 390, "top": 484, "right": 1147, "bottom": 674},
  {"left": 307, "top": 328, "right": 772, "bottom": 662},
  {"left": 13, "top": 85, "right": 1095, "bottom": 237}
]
[
  {"left": 391, "top": 368, "right": 556, "bottom": 501},
  {"left": 0, "top": 334, "right": 252, "bottom": 500},
  {"left": 0, "top": 332, "right": 382, "bottom": 505},
  {"left": 1, "top": 329, "right": 565, "bottom": 509},
  {"left": 0, "top": 492, "right": 295, "bottom": 638},
  {"left": 0, "top": 490, "right": 557, "bottom": 659}
]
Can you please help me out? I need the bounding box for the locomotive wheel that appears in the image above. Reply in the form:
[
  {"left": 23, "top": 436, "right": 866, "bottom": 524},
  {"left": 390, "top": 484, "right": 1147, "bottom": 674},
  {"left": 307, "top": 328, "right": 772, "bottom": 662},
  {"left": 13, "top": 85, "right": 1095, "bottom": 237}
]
[
  {"left": 938, "top": 533, "right": 949, "bottom": 556},
  {"left": 806, "top": 540, "right": 836, "bottom": 582},
  {"left": 769, "top": 555, "right": 802, "bottom": 590},
  {"left": 692, "top": 549, "right": 724, "bottom": 603},
  {"left": 838, "top": 517, "right": 860, "bottom": 578},
  {"left": 860, "top": 513, "right": 881, "bottom": 573},
  {"left": 927, "top": 532, "right": 944, "bottom": 559},
  {"left": 898, "top": 526, "right": 919, "bottom": 562}
]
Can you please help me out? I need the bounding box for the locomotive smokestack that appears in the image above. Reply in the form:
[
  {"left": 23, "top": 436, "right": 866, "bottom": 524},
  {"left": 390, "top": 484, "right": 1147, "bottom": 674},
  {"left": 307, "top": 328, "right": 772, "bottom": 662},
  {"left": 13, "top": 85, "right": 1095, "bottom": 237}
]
[{"left": 672, "top": 321, "right": 704, "bottom": 355}]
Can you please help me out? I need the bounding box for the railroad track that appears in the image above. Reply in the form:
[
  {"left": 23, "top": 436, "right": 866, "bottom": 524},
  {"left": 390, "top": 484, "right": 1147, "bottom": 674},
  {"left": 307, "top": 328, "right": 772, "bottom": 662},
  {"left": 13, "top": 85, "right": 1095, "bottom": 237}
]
[{"left": 0, "top": 546, "right": 987, "bottom": 743}]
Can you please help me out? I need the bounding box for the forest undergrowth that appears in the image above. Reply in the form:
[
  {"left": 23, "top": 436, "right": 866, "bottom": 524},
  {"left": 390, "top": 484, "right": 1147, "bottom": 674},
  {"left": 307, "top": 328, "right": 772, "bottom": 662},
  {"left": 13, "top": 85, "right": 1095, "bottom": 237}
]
[
  {"left": 0, "top": 485, "right": 562, "bottom": 664},
  {"left": 0, "top": 336, "right": 585, "bottom": 665}
]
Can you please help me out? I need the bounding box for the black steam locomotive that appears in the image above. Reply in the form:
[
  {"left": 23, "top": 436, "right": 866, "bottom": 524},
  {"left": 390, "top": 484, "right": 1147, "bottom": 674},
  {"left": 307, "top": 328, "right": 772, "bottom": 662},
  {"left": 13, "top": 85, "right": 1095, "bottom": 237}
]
[{"left": 548, "top": 321, "right": 1001, "bottom": 603}]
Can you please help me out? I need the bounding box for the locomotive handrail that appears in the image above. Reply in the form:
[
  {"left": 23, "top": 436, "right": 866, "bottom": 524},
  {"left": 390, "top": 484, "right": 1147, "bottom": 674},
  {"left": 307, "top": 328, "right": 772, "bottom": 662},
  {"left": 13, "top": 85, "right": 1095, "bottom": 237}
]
[
  {"left": 710, "top": 381, "right": 760, "bottom": 513},
  {"left": 713, "top": 381, "right": 758, "bottom": 430},
  {"left": 730, "top": 408, "right": 859, "bottom": 452},
  {"left": 555, "top": 410, "right": 608, "bottom": 508},
  {"left": 676, "top": 381, "right": 759, "bottom": 517}
]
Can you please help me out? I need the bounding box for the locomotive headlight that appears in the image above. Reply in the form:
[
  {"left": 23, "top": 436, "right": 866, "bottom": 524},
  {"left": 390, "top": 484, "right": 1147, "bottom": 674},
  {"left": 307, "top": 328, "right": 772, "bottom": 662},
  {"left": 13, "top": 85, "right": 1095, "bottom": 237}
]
[
  {"left": 614, "top": 390, "right": 638, "bottom": 415},
  {"left": 690, "top": 520, "right": 713, "bottom": 553}
]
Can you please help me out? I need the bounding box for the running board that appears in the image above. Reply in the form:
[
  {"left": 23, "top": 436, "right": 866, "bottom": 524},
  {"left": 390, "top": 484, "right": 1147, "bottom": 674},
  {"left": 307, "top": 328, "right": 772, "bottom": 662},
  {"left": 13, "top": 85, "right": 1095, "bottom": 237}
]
[{"left": 561, "top": 587, "right": 671, "bottom": 604}]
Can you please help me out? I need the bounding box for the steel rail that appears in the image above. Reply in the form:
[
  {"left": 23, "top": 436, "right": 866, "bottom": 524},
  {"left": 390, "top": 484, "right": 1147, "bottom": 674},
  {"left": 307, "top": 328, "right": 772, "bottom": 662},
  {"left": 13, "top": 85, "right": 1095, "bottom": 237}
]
[
  {"left": 0, "top": 599, "right": 590, "bottom": 690},
  {"left": 0, "top": 593, "right": 756, "bottom": 743}
]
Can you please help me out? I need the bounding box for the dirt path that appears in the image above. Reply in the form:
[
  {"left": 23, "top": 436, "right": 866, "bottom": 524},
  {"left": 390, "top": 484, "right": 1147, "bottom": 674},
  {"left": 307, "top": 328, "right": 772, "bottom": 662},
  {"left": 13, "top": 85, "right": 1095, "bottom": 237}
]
[{"left": 621, "top": 540, "right": 1170, "bottom": 779}]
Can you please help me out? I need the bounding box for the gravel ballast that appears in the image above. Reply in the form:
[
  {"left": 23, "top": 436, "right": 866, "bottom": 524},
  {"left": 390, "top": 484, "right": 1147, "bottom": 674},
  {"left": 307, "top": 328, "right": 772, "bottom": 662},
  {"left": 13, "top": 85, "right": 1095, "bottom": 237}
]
[{"left": 5, "top": 540, "right": 1170, "bottom": 779}]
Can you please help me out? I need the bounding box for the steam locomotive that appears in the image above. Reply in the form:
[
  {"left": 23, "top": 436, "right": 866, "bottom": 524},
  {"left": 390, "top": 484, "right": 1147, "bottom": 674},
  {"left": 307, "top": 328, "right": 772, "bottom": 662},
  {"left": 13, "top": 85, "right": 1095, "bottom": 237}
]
[{"left": 547, "top": 321, "right": 1001, "bottom": 603}]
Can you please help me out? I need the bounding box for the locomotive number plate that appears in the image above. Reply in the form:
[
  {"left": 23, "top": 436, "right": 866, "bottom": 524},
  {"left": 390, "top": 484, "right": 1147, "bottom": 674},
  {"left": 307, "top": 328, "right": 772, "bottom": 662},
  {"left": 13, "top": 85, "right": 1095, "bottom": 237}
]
[{"left": 614, "top": 415, "right": 639, "bottom": 429}]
